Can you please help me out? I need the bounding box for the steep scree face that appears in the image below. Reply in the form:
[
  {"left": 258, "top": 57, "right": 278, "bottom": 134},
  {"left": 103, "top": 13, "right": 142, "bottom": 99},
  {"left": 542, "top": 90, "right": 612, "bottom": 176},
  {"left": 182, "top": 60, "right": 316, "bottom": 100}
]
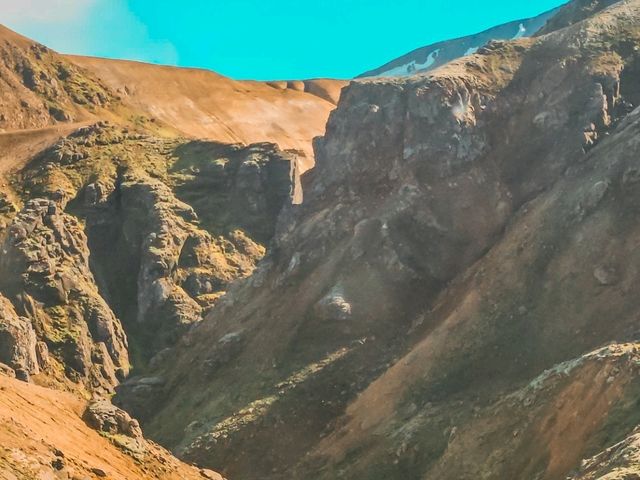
[{"left": 132, "top": 2, "right": 640, "bottom": 479}]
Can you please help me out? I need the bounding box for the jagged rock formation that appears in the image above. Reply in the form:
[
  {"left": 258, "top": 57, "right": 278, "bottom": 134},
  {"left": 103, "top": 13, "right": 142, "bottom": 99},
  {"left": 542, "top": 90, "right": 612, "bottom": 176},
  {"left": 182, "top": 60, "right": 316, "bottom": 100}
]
[
  {"left": 0, "top": 120, "right": 295, "bottom": 476},
  {"left": 0, "top": 198, "right": 129, "bottom": 392},
  {"left": 0, "top": 119, "right": 299, "bottom": 393},
  {"left": 0, "top": 293, "right": 39, "bottom": 379},
  {"left": 113, "top": 1, "right": 640, "bottom": 479},
  {"left": 0, "top": 17, "right": 336, "bottom": 480}
]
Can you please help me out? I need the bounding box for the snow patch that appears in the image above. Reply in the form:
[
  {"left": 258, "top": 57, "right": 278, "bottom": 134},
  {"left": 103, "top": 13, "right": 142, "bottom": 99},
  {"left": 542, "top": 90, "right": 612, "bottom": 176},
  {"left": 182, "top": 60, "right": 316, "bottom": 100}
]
[
  {"left": 512, "top": 23, "right": 527, "bottom": 39},
  {"left": 377, "top": 48, "right": 441, "bottom": 77},
  {"left": 464, "top": 46, "right": 479, "bottom": 56}
]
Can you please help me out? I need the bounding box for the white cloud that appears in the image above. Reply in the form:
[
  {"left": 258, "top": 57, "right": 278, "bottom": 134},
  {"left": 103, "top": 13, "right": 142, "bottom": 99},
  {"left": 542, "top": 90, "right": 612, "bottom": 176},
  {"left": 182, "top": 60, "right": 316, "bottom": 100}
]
[
  {"left": 85, "top": 0, "right": 179, "bottom": 65},
  {"left": 0, "top": 0, "right": 178, "bottom": 66},
  {"left": 0, "top": 0, "right": 97, "bottom": 24}
]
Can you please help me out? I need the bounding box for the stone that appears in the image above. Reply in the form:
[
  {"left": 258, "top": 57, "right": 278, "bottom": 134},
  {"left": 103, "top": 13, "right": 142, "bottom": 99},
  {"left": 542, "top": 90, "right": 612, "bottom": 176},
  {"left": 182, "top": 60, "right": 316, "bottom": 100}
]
[
  {"left": 83, "top": 400, "right": 143, "bottom": 439},
  {"left": 36, "top": 341, "right": 50, "bottom": 370},
  {"left": 315, "top": 286, "right": 352, "bottom": 321},
  {"left": 51, "top": 457, "right": 65, "bottom": 470},
  {"left": 200, "top": 469, "right": 225, "bottom": 480},
  {"left": 90, "top": 468, "right": 107, "bottom": 477},
  {"left": 14, "top": 367, "right": 29, "bottom": 383},
  {"left": 594, "top": 265, "right": 619, "bottom": 286},
  {"left": 0, "top": 362, "right": 15, "bottom": 378}
]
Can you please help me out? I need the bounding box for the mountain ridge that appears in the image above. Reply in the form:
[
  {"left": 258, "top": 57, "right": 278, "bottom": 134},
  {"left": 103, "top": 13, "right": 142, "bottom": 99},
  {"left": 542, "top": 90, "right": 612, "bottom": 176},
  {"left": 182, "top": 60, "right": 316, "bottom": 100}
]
[{"left": 358, "top": 5, "right": 563, "bottom": 78}]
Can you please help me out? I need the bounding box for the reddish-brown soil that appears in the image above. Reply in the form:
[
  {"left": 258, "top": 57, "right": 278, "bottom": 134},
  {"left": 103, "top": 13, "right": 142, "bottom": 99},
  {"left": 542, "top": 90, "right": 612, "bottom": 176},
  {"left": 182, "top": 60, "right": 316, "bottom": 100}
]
[
  {"left": 68, "top": 56, "right": 347, "bottom": 171},
  {"left": 0, "top": 375, "right": 221, "bottom": 479}
]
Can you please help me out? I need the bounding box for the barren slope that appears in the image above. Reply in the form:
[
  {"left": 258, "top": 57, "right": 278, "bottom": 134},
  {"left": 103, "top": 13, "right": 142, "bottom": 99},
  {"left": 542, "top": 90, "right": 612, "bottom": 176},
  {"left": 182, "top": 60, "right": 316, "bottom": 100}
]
[
  {"left": 67, "top": 56, "right": 347, "bottom": 171},
  {"left": 0, "top": 374, "right": 223, "bottom": 480}
]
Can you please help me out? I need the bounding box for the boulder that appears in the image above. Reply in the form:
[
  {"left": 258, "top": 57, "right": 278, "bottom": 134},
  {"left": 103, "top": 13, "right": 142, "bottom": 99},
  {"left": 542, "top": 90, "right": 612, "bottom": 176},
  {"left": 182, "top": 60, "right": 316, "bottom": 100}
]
[
  {"left": 83, "top": 400, "right": 143, "bottom": 439},
  {"left": 315, "top": 286, "right": 352, "bottom": 321}
]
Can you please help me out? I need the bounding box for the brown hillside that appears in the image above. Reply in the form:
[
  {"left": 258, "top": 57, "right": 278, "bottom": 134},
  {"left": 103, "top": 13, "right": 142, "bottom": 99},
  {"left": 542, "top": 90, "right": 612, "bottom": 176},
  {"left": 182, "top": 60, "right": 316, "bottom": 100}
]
[
  {"left": 0, "top": 374, "right": 223, "bottom": 480},
  {"left": 67, "top": 55, "right": 347, "bottom": 171}
]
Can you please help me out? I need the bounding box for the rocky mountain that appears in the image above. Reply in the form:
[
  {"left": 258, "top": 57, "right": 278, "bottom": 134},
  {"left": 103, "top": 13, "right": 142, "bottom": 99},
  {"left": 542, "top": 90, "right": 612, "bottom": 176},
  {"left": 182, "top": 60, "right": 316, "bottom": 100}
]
[
  {"left": 0, "top": 22, "right": 341, "bottom": 480},
  {"left": 359, "top": 5, "right": 561, "bottom": 78},
  {"left": 106, "top": 0, "right": 640, "bottom": 479},
  {"left": 3, "top": 0, "right": 640, "bottom": 479}
]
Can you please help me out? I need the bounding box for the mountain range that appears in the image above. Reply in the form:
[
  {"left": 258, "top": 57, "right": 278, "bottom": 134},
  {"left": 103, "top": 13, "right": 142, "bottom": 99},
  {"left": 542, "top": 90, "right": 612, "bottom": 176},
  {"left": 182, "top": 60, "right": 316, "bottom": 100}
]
[{"left": 2, "top": 1, "right": 640, "bottom": 479}]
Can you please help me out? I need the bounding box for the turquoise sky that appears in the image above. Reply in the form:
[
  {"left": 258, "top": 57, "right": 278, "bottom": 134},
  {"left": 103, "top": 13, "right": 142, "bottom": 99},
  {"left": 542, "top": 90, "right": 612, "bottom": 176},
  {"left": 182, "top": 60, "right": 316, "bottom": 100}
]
[{"left": 3, "top": 0, "right": 566, "bottom": 80}]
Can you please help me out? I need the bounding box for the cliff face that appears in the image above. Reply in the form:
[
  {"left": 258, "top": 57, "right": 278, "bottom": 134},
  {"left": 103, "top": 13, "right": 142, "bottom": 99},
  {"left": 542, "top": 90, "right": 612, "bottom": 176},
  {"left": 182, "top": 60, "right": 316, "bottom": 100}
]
[
  {"left": 0, "top": 120, "right": 299, "bottom": 388},
  {"left": 121, "top": 1, "right": 640, "bottom": 479}
]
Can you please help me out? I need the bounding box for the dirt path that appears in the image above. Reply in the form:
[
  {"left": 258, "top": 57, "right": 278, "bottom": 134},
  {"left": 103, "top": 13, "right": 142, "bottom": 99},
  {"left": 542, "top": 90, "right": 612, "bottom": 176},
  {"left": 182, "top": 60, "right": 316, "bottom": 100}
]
[{"left": 0, "top": 123, "right": 88, "bottom": 177}]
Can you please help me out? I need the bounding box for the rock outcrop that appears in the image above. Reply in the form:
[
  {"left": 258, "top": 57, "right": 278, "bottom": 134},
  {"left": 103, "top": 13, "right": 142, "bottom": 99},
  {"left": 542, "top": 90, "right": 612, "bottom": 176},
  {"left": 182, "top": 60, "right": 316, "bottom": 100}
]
[
  {"left": 0, "top": 198, "right": 129, "bottom": 391},
  {"left": 0, "top": 294, "right": 39, "bottom": 379},
  {"left": 0, "top": 120, "right": 298, "bottom": 389},
  {"left": 84, "top": 399, "right": 143, "bottom": 439}
]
